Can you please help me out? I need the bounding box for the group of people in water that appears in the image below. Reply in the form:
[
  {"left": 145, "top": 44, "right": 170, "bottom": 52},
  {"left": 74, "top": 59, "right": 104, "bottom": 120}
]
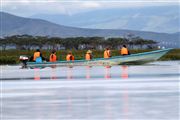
[{"left": 32, "top": 45, "right": 129, "bottom": 62}]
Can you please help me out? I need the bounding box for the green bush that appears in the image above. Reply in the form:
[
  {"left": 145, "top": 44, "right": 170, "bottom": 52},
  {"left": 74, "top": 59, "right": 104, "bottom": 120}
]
[{"left": 0, "top": 56, "right": 17, "bottom": 64}]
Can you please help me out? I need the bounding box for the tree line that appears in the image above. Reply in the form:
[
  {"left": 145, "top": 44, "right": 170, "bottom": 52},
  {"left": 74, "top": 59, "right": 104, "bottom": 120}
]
[{"left": 0, "top": 35, "right": 157, "bottom": 50}]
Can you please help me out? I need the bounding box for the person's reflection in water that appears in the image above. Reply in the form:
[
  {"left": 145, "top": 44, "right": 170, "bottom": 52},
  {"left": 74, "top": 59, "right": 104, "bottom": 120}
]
[
  {"left": 85, "top": 89, "right": 91, "bottom": 117},
  {"left": 67, "top": 67, "right": 73, "bottom": 79},
  {"left": 86, "top": 66, "right": 91, "bottom": 79},
  {"left": 34, "top": 68, "right": 40, "bottom": 80},
  {"left": 104, "top": 66, "right": 111, "bottom": 79},
  {"left": 105, "top": 98, "right": 113, "bottom": 119},
  {"left": 67, "top": 93, "right": 72, "bottom": 115},
  {"left": 51, "top": 67, "right": 57, "bottom": 80},
  {"left": 121, "top": 66, "right": 129, "bottom": 119},
  {"left": 34, "top": 96, "right": 43, "bottom": 119},
  {"left": 121, "top": 65, "right": 129, "bottom": 79},
  {"left": 122, "top": 85, "right": 129, "bottom": 119}
]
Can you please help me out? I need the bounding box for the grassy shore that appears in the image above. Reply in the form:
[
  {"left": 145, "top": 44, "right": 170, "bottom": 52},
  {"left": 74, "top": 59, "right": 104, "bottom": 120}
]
[{"left": 0, "top": 49, "right": 180, "bottom": 65}]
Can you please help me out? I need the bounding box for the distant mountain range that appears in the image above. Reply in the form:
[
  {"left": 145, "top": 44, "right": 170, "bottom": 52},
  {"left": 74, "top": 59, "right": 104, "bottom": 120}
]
[
  {"left": 31, "top": 6, "right": 180, "bottom": 33},
  {"left": 0, "top": 12, "right": 179, "bottom": 48}
]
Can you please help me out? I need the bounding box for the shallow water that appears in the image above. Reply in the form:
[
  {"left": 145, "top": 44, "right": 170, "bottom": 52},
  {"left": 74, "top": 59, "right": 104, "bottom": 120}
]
[{"left": 1, "top": 61, "right": 180, "bottom": 120}]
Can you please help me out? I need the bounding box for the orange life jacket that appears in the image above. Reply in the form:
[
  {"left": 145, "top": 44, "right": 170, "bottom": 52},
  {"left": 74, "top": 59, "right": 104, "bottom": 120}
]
[
  {"left": 121, "top": 47, "right": 128, "bottom": 55},
  {"left": 85, "top": 53, "right": 92, "bottom": 60},
  {"left": 49, "top": 54, "right": 57, "bottom": 62},
  {"left": 33, "top": 52, "right": 40, "bottom": 61},
  {"left": 104, "top": 50, "right": 111, "bottom": 58},
  {"left": 66, "top": 54, "right": 75, "bottom": 61}
]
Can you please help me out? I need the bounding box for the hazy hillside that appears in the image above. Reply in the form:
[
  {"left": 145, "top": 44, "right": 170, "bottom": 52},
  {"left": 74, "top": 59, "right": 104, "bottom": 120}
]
[
  {"left": 31, "top": 6, "right": 180, "bottom": 33},
  {"left": 0, "top": 12, "right": 179, "bottom": 48}
]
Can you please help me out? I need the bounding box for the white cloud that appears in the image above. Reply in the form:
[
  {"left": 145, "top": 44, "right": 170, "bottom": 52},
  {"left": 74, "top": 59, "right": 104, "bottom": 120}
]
[
  {"left": 1, "top": 0, "right": 179, "bottom": 17},
  {"left": 81, "top": 1, "right": 101, "bottom": 8}
]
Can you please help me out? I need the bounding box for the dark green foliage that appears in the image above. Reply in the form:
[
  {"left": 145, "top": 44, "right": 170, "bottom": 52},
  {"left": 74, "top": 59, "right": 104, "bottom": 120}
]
[
  {"left": 159, "top": 49, "right": 180, "bottom": 60},
  {"left": 0, "top": 35, "right": 157, "bottom": 51},
  {"left": 0, "top": 56, "right": 17, "bottom": 64}
]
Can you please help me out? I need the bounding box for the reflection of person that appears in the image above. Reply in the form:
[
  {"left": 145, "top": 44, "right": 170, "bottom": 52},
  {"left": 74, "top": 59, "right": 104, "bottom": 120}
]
[
  {"left": 85, "top": 50, "right": 93, "bottom": 60},
  {"left": 104, "top": 48, "right": 111, "bottom": 58},
  {"left": 66, "top": 51, "right": 75, "bottom": 61},
  {"left": 34, "top": 68, "right": 40, "bottom": 80},
  {"left": 67, "top": 67, "right": 73, "bottom": 79},
  {"left": 121, "top": 65, "right": 129, "bottom": 79},
  {"left": 51, "top": 68, "right": 57, "bottom": 80},
  {"left": 86, "top": 66, "right": 91, "bottom": 79},
  {"left": 120, "top": 45, "right": 130, "bottom": 56},
  {"left": 104, "top": 66, "right": 111, "bottom": 79},
  {"left": 49, "top": 50, "right": 57, "bottom": 62}
]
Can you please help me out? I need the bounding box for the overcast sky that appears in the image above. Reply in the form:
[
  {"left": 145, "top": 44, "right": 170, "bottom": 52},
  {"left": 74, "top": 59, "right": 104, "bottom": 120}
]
[{"left": 1, "top": 0, "right": 180, "bottom": 16}]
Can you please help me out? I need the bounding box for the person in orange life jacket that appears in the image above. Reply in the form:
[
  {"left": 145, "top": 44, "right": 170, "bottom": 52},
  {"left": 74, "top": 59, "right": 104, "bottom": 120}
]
[
  {"left": 104, "top": 48, "right": 111, "bottom": 58},
  {"left": 85, "top": 50, "right": 93, "bottom": 60},
  {"left": 66, "top": 51, "right": 75, "bottom": 61},
  {"left": 33, "top": 49, "right": 40, "bottom": 61},
  {"left": 33, "top": 49, "right": 46, "bottom": 62},
  {"left": 120, "top": 45, "right": 130, "bottom": 55},
  {"left": 49, "top": 50, "right": 57, "bottom": 62}
]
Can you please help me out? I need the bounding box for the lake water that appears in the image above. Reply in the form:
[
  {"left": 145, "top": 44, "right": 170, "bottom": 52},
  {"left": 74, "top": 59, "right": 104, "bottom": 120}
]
[{"left": 1, "top": 61, "right": 180, "bottom": 120}]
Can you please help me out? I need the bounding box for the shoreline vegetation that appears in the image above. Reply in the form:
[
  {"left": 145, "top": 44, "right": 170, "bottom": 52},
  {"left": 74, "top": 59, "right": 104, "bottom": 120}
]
[
  {"left": 1, "top": 49, "right": 179, "bottom": 65},
  {"left": 1, "top": 35, "right": 179, "bottom": 65}
]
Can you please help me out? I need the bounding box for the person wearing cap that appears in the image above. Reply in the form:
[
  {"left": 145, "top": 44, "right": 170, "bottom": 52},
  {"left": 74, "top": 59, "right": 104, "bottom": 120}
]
[
  {"left": 104, "top": 48, "right": 111, "bottom": 58},
  {"left": 85, "top": 50, "right": 93, "bottom": 60},
  {"left": 66, "top": 51, "right": 75, "bottom": 61},
  {"left": 49, "top": 50, "right": 57, "bottom": 62}
]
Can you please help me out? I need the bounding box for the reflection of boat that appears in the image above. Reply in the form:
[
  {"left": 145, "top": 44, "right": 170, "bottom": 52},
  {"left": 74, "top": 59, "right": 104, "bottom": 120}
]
[{"left": 25, "top": 49, "right": 171, "bottom": 68}]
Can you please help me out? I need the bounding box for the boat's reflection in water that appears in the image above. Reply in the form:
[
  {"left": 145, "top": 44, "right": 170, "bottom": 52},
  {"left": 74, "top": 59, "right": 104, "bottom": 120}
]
[
  {"left": 33, "top": 65, "right": 129, "bottom": 80},
  {"left": 31, "top": 66, "right": 130, "bottom": 119},
  {"left": 3, "top": 62, "right": 178, "bottom": 119}
]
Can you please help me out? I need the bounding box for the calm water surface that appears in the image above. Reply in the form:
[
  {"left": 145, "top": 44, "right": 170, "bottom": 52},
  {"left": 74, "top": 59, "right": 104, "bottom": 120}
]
[{"left": 1, "top": 61, "right": 180, "bottom": 120}]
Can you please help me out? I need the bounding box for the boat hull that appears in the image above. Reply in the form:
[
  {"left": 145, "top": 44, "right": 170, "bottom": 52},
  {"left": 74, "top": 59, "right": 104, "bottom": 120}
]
[{"left": 26, "top": 49, "right": 172, "bottom": 68}]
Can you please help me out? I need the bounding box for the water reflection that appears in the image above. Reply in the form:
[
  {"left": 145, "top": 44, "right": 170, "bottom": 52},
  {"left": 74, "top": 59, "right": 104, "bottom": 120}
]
[
  {"left": 67, "top": 67, "right": 73, "bottom": 79},
  {"left": 121, "top": 65, "right": 129, "bottom": 79},
  {"left": 104, "top": 66, "right": 111, "bottom": 79},
  {"left": 32, "top": 66, "right": 129, "bottom": 80},
  {"left": 50, "top": 68, "right": 57, "bottom": 80},
  {"left": 34, "top": 68, "right": 40, "bottom": 80},
  {"left": 2, "top": 62, "right": 179, "bottom": 119},
  {"left": 123, "top": 88, "right": 129, "bottom": 119},
  {"left": 86, "top": 66, "right": 91, "bottom": 79}
]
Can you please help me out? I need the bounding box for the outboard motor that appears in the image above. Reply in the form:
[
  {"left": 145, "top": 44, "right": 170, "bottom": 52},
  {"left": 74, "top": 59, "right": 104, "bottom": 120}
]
[{"left": 19, "top": 55, "right": 29, "bottom": 68}]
